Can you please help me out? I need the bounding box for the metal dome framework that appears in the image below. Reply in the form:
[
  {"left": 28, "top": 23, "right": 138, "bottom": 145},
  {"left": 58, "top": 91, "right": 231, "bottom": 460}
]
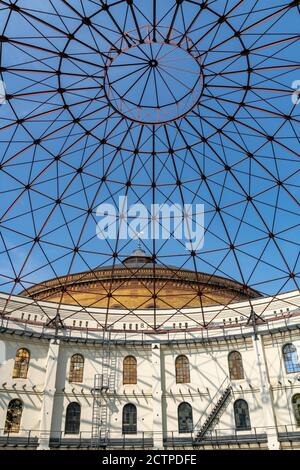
[{"left": 0, "top": 0, "right": 299, "bottom": 330}]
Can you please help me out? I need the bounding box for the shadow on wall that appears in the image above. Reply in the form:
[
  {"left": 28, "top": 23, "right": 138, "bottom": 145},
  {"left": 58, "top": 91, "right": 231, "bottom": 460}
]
[{"left": 0, "top": 341, "right": 6, "bottom": 366}]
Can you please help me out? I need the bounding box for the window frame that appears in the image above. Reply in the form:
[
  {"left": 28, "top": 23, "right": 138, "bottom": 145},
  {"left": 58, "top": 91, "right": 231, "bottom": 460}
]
[
  {"left": 4, "top": 399, "right": 23, "bottom": 434},
  {"left": 228, "top": 351, "right": 244, "bottom": 381},
  {"left": 64, "top": 402, "right": 81, "bottom": 435},
  {"left": 12, "top": 348, "right": 30, "bottom": 379},
  {"left": 123, "top": 356, "right": 137, "bottom": 385},
  {"left": 292, "top": 394, "right": 300, "bottom": 427},
  {"left": 175, "top": 355, "right": 190, "bottom": 384},
  {"left": 122, "top": 403, "right": 137, "bottom": 435},
  {"left": 69, "top": 354, "right": 85, "bottom": 383},
  {"left": 283, "top": 343, "right": 300, "bottom": 374},
  {"left": 178, "top": 402, "right": 193, "bottom": 434},
  {"left": 234, "top": 399, "right": 251, "bottom": 431}
]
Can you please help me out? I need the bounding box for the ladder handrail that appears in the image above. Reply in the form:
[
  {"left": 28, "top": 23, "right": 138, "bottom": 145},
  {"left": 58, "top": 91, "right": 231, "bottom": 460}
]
[{"left": 91, "top": 329, "right": 116, "bottom": 448}]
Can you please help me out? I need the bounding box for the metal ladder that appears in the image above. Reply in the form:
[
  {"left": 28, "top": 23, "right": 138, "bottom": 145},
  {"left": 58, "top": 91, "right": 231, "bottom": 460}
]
[
  {"left": 91, "top": 330, "right": 117, "bottom": 448},
  {"left": 194, "top": 377, "right": 233, "bottom": 443}
]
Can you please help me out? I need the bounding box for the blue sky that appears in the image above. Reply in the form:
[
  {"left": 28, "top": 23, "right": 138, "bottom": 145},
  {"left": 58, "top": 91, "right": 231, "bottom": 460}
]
[{"left": 0, "top": 0, "right": 299, "bottom": 300}]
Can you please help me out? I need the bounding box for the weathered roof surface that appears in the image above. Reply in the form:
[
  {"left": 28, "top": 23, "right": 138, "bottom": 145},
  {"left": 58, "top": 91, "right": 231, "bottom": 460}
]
[{"left": 22, "top": 248, "right": 260, "bottom": 304}]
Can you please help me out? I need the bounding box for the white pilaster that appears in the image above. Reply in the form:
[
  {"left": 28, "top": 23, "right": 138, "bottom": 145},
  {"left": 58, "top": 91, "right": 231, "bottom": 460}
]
[
  {"left": 252, "top": 335, "right": 280, "bottom": 450},
  {"left": 152, "top": 343, "right": 164, "bottom": 449},
  {"left": 37, "top": 339, "right": 60, "bottom": 450}
]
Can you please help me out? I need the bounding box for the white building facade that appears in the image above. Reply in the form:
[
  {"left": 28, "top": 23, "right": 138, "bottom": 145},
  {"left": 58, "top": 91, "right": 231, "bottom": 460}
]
[{"left": 0, "top": 290, "right": 300, "bottom": 451}]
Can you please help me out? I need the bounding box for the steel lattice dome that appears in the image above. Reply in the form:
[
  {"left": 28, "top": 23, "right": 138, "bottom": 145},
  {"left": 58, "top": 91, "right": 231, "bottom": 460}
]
[{"left": 0, "top": 0, "right": 300, "bottom": 329}]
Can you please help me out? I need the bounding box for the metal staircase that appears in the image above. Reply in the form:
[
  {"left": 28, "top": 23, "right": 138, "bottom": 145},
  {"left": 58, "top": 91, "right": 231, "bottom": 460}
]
[
  {"left": 91, "top": 330, "right": 117, "bottom": 448},
  {"left": 194, "top": 377, "right": 233, "bottom": 443}
]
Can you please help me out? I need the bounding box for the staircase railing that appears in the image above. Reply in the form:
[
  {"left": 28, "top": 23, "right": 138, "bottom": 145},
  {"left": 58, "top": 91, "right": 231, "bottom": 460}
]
[{"left": 194, "top": 376, "right": 233, "bottom": 442}]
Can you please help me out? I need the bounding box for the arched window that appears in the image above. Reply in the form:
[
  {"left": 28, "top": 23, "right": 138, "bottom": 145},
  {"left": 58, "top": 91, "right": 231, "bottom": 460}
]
[
  {"left": 228, "top": 351, "right": 244, "bottom": 380},
  {"left": 65, "top": 402, "right": 81, "bottom": 434},
  {"left": 12, "top": 348, "right": 30, "bottom": 379},
  {"left": 283, "top": 344, "right": 300, "bottom": 374},
  {"left": 69, "top": 354, "right": 84, "bottom": 383},
  {"left": 122, "top": 404, "right": 137, "bottom": 434},
  {"left": 234, "top": 399, "right": 251, "bottom": 431},
  {"left": 123, "top": 356, "right": 137, "bottom": 385},
  {"left": 292, "top": 394, "right": 300, "bottom": 426},
  {"left": 175, "top": 355, "right": 190, "bottom": 384},
  {"left": 4, "top": 399, "right": 23, "bottom": 433},
  {"left": 178, "top": 402, "right": 193, "bottom": 433}
]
